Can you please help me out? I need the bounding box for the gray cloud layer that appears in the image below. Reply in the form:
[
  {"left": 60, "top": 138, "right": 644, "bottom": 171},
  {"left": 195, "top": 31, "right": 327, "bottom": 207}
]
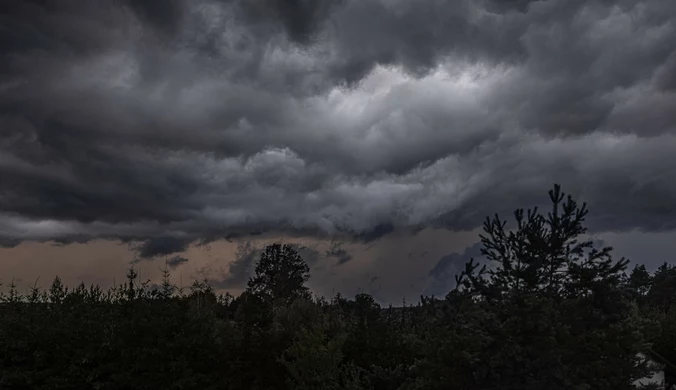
[{"left": 2, "top": 0, "right": 676, "bottom": 250}]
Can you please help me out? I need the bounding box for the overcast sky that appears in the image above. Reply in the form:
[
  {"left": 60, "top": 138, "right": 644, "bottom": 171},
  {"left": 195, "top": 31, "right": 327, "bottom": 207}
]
[{"left": 1, "top": 0, "right": 675, "bottom": 303}]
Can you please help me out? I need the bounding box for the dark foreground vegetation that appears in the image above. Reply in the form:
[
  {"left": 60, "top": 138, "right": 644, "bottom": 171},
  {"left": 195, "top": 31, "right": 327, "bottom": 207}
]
[{"left": 1, "top": 185, "right": 675, "bottom": 390}]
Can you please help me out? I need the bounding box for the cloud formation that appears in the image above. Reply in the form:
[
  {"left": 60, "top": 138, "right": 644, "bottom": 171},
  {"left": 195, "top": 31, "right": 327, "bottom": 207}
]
[
  {"left": 2, "top": 0, "right": 676, "bottom": 254},
  {"left": 136, "top": 236, "right": 192, "bottom": 259},
  {"left": 326, "top": 241, "right": 353, "bottom": 265},
  {"left": 166, "top": 255, "right": 189, "bottom": 269},
  {"left": 425, "top": 242, "right": 484, "bottom": 297}
]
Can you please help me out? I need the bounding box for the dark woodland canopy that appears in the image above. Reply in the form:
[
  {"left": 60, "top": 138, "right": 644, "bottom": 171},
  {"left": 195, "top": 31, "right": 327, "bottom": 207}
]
[{"left": 1, "top": 185, "right": 675, "bottom": 390}]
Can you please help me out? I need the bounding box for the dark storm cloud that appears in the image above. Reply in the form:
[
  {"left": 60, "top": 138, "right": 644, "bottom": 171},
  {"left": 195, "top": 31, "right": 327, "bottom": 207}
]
[
  {"left": 0, "top": 237, "right": 21, "bottom": 249},
  {"left": 654, "top": 52, "right": 676, "bottom": 91},
  {"left": 323, "top": 0, "right": 533, "bottom": 82},
  {"left": 485, "top": 0, "right": 542, "bottom": 14},
  {"left": 125, "top": 0, "right": 185, "bottom": 37},
  {"left": 166, "top": 255, "right": 189, "bottom": 269},
  {"left": 52, "top": 235, "right": 91, "bottom": 246},
  {"left": 249, "top": 0, "right": 345, "bottom": 45},
  {"left": 137, "top": 236, "right": 191, "bottom": 258},
  {"left": 275, "top": 0, "right": 337, "bottom": 44},
  {"left": 289, "top": 243, "right": 323, "bottom": 266},
  {"left": 326, "top": 241, "right": 353, "bottom": 265},
  {"left": 203, "top": 241, "right": 259, "bottom": 289},
  {"left": 1, "top": 0, "right": 676, "bottom": 248},
  {"left": 354, "top": 223, "right": 395, "bottom": 243}
]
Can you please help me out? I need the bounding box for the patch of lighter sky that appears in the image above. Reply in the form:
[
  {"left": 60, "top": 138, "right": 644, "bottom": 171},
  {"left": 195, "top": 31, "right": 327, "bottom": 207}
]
[
  {"left": 244, "top": 147, "right": 305, "bottom": 172},
  {"left": 3, "top": 217, "right": 77, "bottom": 240},
  {"left": 0, "top": 212, "right": 194, "bottom": 242},
  {"left": 324, "top": 65, "right": 411, "bottom": 122},
  {"left": 320, "top": 60, "right": 508, "bottom": 147}
]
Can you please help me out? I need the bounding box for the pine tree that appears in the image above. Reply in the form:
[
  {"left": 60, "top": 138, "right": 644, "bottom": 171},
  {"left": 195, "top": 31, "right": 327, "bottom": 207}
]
[
  {"left": 458, "top": 184, "right": 629, "bottom": 301},
  {"left": 160, "top": 264, "right": 175, "bottom": 299},
  {"left": 453, "top": 184, "right": 654, "bottom": 389},
  {"left": 626, "top": 264, "right": 653, "bottom": 303},
  {"left": 48, "top": 276, "right": 67, "bottom": 304}
]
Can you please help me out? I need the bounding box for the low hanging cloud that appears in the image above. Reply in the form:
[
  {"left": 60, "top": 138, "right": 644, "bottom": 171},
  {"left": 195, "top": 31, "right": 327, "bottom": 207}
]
[
  {"left": 326, "top": 241, "right": 353, "bottom": 265},
  {"left": 201, "top": 241, "right": 261, "bottom": 289},
  {"left": 166, "top": 255, "right": 189, "bottom": 269},
  {"left": 1, "top": 0, "right": 676, "bottom": 254},
  {"left": 136, "top": 236, "right": 192, "bottom": 259}
]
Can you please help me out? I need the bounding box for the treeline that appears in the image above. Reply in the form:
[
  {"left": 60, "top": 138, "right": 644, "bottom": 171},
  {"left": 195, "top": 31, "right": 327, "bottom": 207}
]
[{"left": 1, "top": 185, "right": 675, "bottom": 390}]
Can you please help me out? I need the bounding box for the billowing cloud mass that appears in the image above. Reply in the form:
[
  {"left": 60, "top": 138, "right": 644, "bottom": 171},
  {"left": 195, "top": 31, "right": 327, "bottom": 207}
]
[{"left": 2, "top": 0, "right": 676, "bottom": 256}]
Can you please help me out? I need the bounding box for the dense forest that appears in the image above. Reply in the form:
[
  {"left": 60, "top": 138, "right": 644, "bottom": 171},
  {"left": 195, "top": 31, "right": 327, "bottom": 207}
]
[{"left": 1, "top": 185, "right": 675, "bottom": 390}]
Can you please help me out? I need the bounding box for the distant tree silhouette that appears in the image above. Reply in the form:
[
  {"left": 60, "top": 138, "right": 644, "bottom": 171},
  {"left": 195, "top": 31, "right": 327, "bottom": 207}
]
[
  {"left": 246, "top": 243, "right": 311, "bottom": 304},
  {"left": 48, "top": 276, "right": 67, "bottom": 304},
  {"left": 627, "top": 264, "right": 653, "bottom": 303},
  {"left": 159, "top": 264, "right": 176, "bottom": 299},
  {"left": 646, "top": 262, "right": 676, "bottom": 311}
]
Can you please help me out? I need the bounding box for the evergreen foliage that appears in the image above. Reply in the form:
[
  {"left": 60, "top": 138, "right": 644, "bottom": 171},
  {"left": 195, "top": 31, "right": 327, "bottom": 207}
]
[{"left": 0, "top": 185, "right": 674, "bottom": 389}]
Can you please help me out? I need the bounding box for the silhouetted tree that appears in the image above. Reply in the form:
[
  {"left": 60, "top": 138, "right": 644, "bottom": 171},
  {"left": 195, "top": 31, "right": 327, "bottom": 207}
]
[
  {"left": 246, "top": 243, "right": 311, "bottom": 305},
  {"left": 453, "top": 184, "right": 655, "bottom": 389},
  {"left": 159, "top": 265, "right": 175, "bottom": 299},
  {"left": 627, "top": 264, "right": 653, "bottom": 304},
  {"left": 646, "top": 262, "right": 676, "bottom": 311}
]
